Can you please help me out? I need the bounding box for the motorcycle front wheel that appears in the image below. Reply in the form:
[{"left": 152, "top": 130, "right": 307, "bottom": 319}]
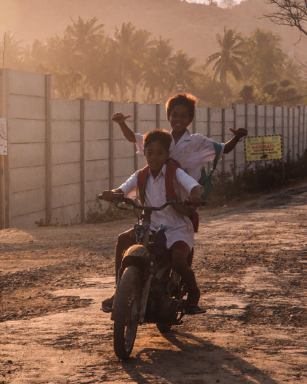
[{"left": 113, "top": 266, "right": 142, "bottom": 360}]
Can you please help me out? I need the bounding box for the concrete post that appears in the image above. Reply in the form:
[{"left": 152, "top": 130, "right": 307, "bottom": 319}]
[
  {"left": 109, "top": 101, "right": 114, "bottom": 190},
  {"left": 303, "top": 106, "right": 306, "bottom": 153},
  {"left": 297, "top": 105, "right": 301, "bottom": 156},
  {"left": 232, "top": 103, "right": 237, "bottom": 177},
  {"left": 134, "top": 102, "right": 139, "bottom": 172},
  {"left": 292, "top": 108, "right": 295, "bottom": 160},
  {"left": 80, "top": 99, "right": 85, "bottom": 223},
  {"left": 192, "top": 109, "right": 196, "bottom": 134},
  {"left": 45, "top": 74, "right": 52, "bottom": 225},
  {"left": 264, "top": 105, "right": 267, "bottom": 136},
  {"left": 156, "top": 103, "right": 161, "bottom": 129},
  {"left": 222, "top": 108, "right": 225, "bottom": 176},
  {"left": 207, "top": 108, "right": 211, "bottom": 173},
  {"left": 281, "top": 107, "right": 285, "bottom": 158},
  {"left": 0, "top": 69, "right": 9, "bottom": 229},
  {"left": 287, "top": 108, "right": 290, "bottom": 161},
  {"left": 255, "top": 104, "right": 258, "bottom": 136}
]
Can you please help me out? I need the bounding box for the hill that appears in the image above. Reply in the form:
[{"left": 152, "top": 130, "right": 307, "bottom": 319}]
[{"left": 0, "top": 0, "right": 306, "bottom": 64}]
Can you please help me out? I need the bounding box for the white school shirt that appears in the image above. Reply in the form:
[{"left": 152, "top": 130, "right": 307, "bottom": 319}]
[
  {"left": 135, "top": 130, "right": 225, "bottom": 181},
  {"left": 119, "top": 164, "right": 202, "bottom": 250}
]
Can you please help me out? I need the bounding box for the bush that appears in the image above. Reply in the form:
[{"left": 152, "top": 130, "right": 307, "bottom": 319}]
[{"left": 206, "top": 149, "right": 307, "bottom": 206}]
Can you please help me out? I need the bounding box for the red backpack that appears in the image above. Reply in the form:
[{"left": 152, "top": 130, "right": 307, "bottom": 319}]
[{"left": 137, "top": 159, "right": 199, "bottom": 232}]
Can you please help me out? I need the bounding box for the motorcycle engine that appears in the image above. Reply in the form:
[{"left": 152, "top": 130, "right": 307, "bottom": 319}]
[{"left": 157, "top": 294, "right": 177, "bottom": 321}]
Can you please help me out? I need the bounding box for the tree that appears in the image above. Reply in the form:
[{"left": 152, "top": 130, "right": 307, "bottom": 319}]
[
  {"left": 142, "top": 37, "right": 173, "bottom": 102},
  {"left": 205, "top": 26, "right": 245, "bottom": 84},
  {"left": 243, "top": 28, "right": 286, "bottom": 87},
  {"left": 264, "top": 0, "right": 307, "bottom": 37},
  {"left": 0, "top": 32, "right": 24, "bottom": 69},
  {"left": 167, "top": 49, "right": 200, "bottom": 93},
  {"left": 65, "top": 16, "right": 105, "bottom": 75},
  {"left": 22, "top": 39, "right": 48, "bottom": 72}
]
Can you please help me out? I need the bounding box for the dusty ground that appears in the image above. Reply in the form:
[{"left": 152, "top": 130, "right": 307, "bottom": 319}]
[{"left": 0, "top": 181, "right": 307, "bottom": 384}]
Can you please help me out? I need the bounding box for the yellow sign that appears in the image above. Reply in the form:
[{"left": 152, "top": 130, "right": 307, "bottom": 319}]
[{"left": 244, "top": 135, "right": 283, "bottom": 162}]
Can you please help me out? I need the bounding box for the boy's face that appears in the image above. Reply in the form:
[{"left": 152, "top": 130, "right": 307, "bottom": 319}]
[
  {"left": 169, "top": 104, "right": 191, "bottom": 134},
  {"left": 144, "top": 140, "right": 170, "bottom": 174}
]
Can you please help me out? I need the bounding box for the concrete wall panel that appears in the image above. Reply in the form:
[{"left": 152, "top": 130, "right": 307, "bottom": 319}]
[
  {"left": 210, "top": 108, "right": 222, "bottom": 122},
  {"left": 53, "top": 142, "right": 80, "bottom": 164},
  {"left": 9, "top": 119, "right": 45, "bottom": 143},
  {"left": 114, "top": 157, "right": 134, "bottom": 178},
  {"left": 210, "top": 121, "right": 222, "bottom": 136},
  {"left": 85, "top": 100, "right": 109, "bottom": 120},
  {"left": 10, "top": 188, "right": 45, "bottom": 218},
  {"left": 139, "top": 104, "right": 156, "bottom": 121},
  {"left": 10, "top": 143, "right": 45, "bottom": 168},
  {"left": 9, "top": 95, "right": 45, "bottom": 120},
  {"left": 85, "top": 121, "right": 109, "bottom": 141},
  {"left": 52, "top": 99, "right": 80, "bottom": 120},
  {"left": 9, "top": 70, "right": 45, "bottom": 97},
  {"left": 86, "top": 159, "right": 109, "bottom": 181},
  {"left": 53, "top": 183, "right": 80, "bottom": 209},
  {"left": 197, "top": 108, "right": 208, "bottom": 122},
  {"left": 52, "top": 121, "right": 80, "bottom": 142},
  {"left": 114, "top": 139, "right": 134, "bottom": 157},
  {"left": 236, "top": 104, "right": 245, "bottom": 115},
  {"left": 53, "top": 163, "right": 80, "bottom": 187},
  {"left": 11, "top": 166, "right": 45, "bottom": 193},
  {"left": 137, "top": 120, "right": 157, "bottom": 133},
  {"left": 85, "top": 140, "right": 109, "bottom": 161},
  {"left": 195, "top": 121, "right": 208, "bottom": 137}
]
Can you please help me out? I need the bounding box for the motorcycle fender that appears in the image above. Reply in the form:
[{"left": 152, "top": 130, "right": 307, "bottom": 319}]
[{"left": 121, "top": 244, "right": 151, "bottom": 270}]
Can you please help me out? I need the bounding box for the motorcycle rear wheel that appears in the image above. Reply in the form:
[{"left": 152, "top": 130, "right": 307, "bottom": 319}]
[{"left": 113, "top": 266, "right": 141, "bottom": 360}]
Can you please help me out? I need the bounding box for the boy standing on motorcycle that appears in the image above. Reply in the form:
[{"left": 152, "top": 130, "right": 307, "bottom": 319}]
[
  {"left": 111, "top": 93, "right": 248, "bottom": 182},
  {"left": 101, "top": 129, "right": 205, "bottom": 314}
]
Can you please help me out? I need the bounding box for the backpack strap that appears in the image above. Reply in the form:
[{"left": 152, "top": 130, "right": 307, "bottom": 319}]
[
  {"left": 165, "top": 162, "right": 180, "bottom": 201},
  {"left": 137, "top": 165, "right": 150, "bottom": 205},
  {"left": 211, "top": 142, "right": 223, "bottom": 173}
]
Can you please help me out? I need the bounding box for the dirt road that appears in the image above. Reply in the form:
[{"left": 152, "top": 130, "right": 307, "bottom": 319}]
[{"left": 1, "top": 181, "right": 307, "bottom": 384}]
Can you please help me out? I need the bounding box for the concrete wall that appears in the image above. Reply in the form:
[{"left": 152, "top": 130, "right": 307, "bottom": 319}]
[{"left": 1, "top": 69, "right": 307, "bottom": 228}]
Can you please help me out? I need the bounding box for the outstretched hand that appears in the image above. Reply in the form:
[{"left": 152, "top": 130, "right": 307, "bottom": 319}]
[
  {"left": 111, "top": 112, "right": 131, "bottom": 124},
  {"left": 229, "top": 127, "right": 248, "bottom": 138}
]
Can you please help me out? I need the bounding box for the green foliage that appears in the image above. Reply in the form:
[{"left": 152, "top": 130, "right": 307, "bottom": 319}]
[
  {"left": 205, "top": 26, "right": 245, "bottom": 84},
  {"left": 207, "top": 149, "right": 307, "bottom": 207},
  {"left": 1, "top": 18, "right": 307, "bottom": 107}
]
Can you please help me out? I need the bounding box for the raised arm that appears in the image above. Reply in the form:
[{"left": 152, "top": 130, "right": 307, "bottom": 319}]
[
  {"left": 223, "top": 127, "right": 248, "bottom": 154},
  {"left": 111, "top": 112, "right": 136, "bottom": 143}
]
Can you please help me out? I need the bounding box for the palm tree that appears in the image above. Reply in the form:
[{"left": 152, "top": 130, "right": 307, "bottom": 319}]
[
  {"left": 142, "top": 37, "right": 173, "bottom": 102},
  {"left": 205, "top": 26, "right": 245, "bottom": 84},
  {"left": 167, "top": 49, "right": 200, "bottom": 93},
  {"left": 0, "top": 32, "right": 24, "bottom": 70},
  {"left": 65, "top": 16, "right": 105, "bottom": 75}
]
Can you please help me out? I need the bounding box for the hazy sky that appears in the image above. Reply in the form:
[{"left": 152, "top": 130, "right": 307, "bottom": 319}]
[{"left": 187, "top": 0, "right": 242, "bottom": 4}]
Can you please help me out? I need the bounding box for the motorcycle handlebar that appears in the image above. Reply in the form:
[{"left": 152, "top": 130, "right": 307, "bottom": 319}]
[{"left": 98, "top": 193, "right": 205, "bottom": 209}]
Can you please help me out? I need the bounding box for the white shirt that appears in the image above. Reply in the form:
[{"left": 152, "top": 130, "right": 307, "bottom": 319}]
[
  {"left": 119, "top": 164, "right": 202, "bottom": 250},
  {"left": 135, "top": 130, "right": 225, "bottom": 181}
]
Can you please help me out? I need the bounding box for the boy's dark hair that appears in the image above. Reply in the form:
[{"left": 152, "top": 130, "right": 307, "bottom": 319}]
[
  {"left": 143, "top": 129, "right": 172, "bottom": 152},
  {"left": 166, "top": 93, "right": 197, "bottom": 123}
]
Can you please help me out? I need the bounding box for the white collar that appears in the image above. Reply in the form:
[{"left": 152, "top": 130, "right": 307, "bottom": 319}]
[
  {"left": 172, "top": 130, "right": 192, "bottom": 146},
  {"left": 148, "top": 164, "right": 167, "bottom": 178}
]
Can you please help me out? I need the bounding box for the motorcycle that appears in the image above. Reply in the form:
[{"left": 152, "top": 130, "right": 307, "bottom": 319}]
[{"left": 98, "top": 193, "right": 195, "bottom": 360}]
